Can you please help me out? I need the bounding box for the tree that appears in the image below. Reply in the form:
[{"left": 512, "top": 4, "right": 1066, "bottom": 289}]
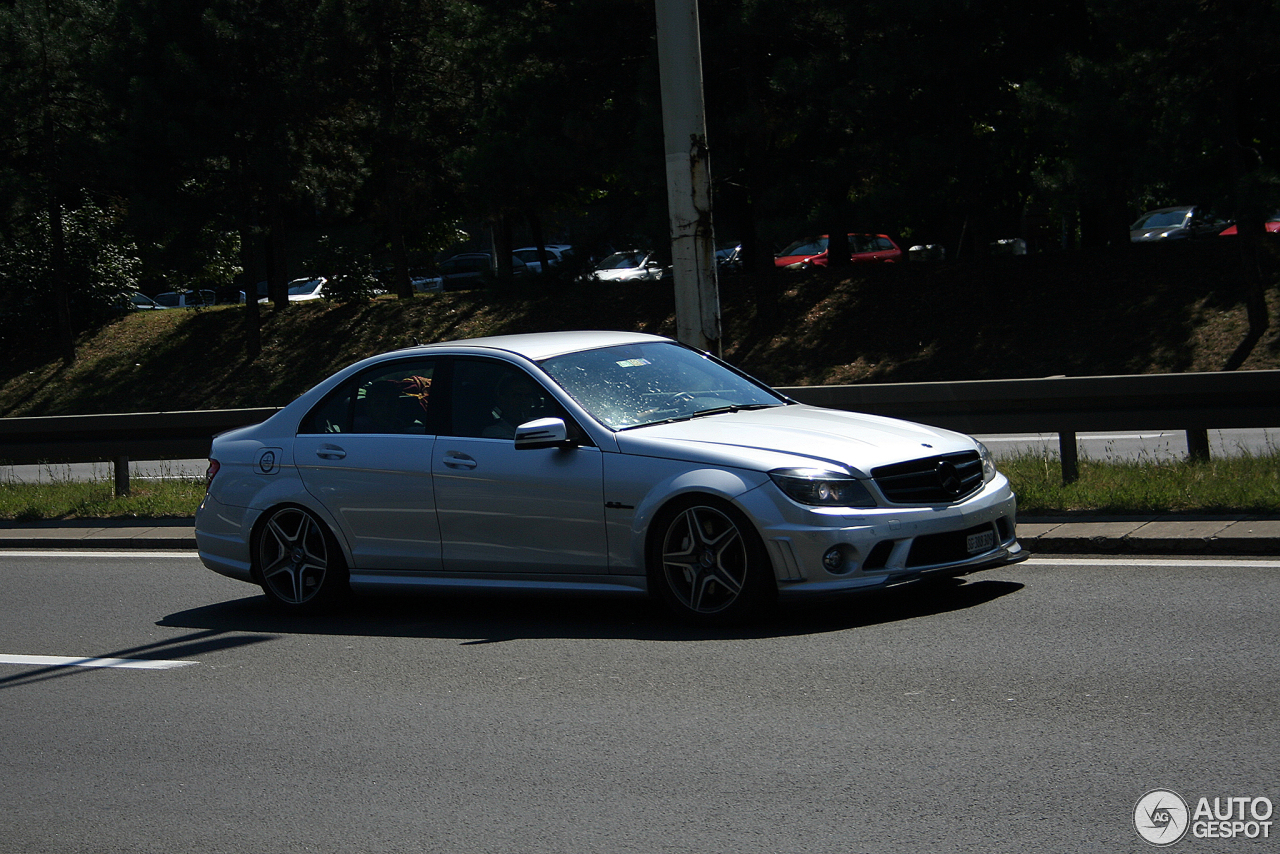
[
  {"left": 0, "top": 0, "right": 121, "bottom": 360},
  {"left": 315, "top": 0, "right": 476, "bottom": 298}
]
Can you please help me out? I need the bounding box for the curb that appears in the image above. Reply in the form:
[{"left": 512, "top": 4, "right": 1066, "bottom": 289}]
[{"left": 0, "top": 519, "right": 197, "bottom": 550}]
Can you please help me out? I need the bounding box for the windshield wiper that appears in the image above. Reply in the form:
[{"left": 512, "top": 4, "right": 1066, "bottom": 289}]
[
  {"left": 623, "top": 403, "right": 784, "bottom": 431},
  {"left": 689, "top": 403, "right": 780, "bottom": 419}
]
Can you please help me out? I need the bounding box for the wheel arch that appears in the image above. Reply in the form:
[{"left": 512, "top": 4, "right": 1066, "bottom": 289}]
[
  {"left": 246, "top": 496, "right": 352, "bottom": 583},
  {"left": 638, "top": 484, "right": 777, "bottom": 602},
  {"left": 628, "top": 466, "right": 765, "bottom": 575}
]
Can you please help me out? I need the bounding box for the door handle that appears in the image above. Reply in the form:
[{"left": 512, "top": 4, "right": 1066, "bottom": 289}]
[
  {"left": 316, "top": 445, "right": 346, "bottom": 460},
  {"left": 442, "top": 451, "right": 478, "bottom": 470}
]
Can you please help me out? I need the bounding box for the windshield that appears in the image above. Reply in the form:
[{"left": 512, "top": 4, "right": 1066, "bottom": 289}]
[
  {"left": 597, "top": 251, "right": 647, "bottom": 270},
  {"left": 540, "top": 341, "right": 787, "bottom": 430},
  {"left": 288, "top": 278, "right": 323, "bottom": 296},
  {"left": 779, "top": 238, "right": 828, "bottom": 257},
  {"left": 1133, "top": 210, "right": 1191, "bottom": 229}
]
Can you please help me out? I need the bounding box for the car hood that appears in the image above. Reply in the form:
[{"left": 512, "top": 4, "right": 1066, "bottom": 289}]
[
  {"left": 613, "top": 404, "right": 977, "bottom": 476},
  {"left": 774, "top": 253, "right": 823, "bottom": 267}
]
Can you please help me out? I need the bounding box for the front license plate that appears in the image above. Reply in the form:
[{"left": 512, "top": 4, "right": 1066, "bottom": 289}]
[{"left": 966, "top": 530, "right": 995, "bottom": 554}]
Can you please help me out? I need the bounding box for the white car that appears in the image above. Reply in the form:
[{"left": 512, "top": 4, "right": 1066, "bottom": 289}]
[
  {"left": 246, "top": 277, "right": 327, "bottom": 303},
  {"left": 282, "top": 277, "right": 326, "bottom": 301},
  {"left": 195, "top": 331, "right": 1026, "bottom": 622},
  {"left": 590, "top": 250, "right": 667, "bottom": 282}
]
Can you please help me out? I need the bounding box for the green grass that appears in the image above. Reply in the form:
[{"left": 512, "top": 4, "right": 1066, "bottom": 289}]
[
  {"left": 0, "top": 465, "right": 205, "bottom": 522},
  {"left": 2, "top": 453, "right": 1276, "bottom": 522},
  {"left": 1001, "top": 451, "right": 1280, "bottom": 515}
]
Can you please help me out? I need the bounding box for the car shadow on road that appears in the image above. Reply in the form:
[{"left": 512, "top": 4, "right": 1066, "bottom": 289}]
[{"left": 158, "top": 577, "right": 1024, "bottom": 643}]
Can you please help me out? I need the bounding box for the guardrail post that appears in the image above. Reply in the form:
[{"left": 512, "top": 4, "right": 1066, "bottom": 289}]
[
  {"left": 1059, "top": 431, "right": 1079, "bottom": 485},
  {"left": 1186, "top": 429, "right": 1211, "bottom": 462},
  {"left": 113, "top": 455, "right": 130, "bottom": 497}
]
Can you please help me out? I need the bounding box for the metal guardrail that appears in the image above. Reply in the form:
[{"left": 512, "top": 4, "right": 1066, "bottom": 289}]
[
  {"left": 779, "top": 369, "right": 1280, "bottom": 481},
  {"left": 0, "top": 407, "right": 280, "bottom": 495},
  {"left": 2, "top": 370, "right": 1279, "bottom": 493}
]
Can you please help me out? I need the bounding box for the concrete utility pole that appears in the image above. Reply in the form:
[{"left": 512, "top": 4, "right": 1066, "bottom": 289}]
[{"left": 654, "top": 0, "right": 721, "bottom": 354}]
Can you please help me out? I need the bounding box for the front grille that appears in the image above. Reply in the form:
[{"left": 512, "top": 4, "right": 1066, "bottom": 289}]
[
  {"left": 906, "top": 522, "right": 998, "bottom": 568},
  {"left": 872, "top": 451, "right": 983, "bottom": 504}
]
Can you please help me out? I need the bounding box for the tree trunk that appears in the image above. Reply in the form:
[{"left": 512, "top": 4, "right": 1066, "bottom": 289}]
[
  {"left": 47, "top": 191, "right": 75, "bottom": 363},
  {"left": 239, "top": 224, "right": 261, "bottom": 360},
  {"left": 1222, "top": 214, "right": 1270, "bottom": 371}
]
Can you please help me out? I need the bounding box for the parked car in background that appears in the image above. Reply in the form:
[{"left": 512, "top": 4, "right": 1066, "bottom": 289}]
[
  {"left": 716, "top": 244, "right": 742, "bottom": 273},
  {"left": 513, "top": 244, "right": 572, "bottom": 275},
  {"left": 774, "top": 234, "right": 903, "bottom": 268},
  {"left": 195, "top": 330, "right": 1026, "bottom": 624},
  {"left": 123, "top": 292, "right": 161, "bottom": 310},
  {"left": 1130, "top": 206, "right": 1230, "bottom": 242},
  {"left": 281, "top": 277, "right": 326, "bottom": 301},
  {"left": 590, "top": 250, "right": 667, "bottom": 282},
  {"left": 439, "top": 253, "right": 530, "bottom": 290},
  {"left": 154, "top": 289, "right": 217, "bottom": 308},
  {"left": 240, "top": 278, "right": 327, "bottom": 303},
  {"left": 1219, "top": 212, "right": 1280, "bottom": 235}
]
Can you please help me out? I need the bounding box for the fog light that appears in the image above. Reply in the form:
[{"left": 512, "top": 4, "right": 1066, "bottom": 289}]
[{"left": 823, "top": 547, "right": 844, "bottom": 572}]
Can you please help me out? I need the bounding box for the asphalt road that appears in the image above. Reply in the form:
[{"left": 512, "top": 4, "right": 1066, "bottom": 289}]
[{"left": 1, "top": 552, "right": 1276, "bottom": 854}]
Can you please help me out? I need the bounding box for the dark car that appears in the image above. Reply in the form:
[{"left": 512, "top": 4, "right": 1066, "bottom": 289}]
[
  {"left": 1130, "top": 206, "right": 1230, "bottom": 242},
  {"left": 775, "top": 234, "right": 903, "bottom": 268},
  {"left": 439, "top": 253, "right": 530, "bottom": 290}
]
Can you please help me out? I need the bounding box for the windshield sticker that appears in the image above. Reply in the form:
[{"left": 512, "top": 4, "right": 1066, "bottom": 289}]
[{"left": 615, "top": 358, "right": 651, "bottom": 368}]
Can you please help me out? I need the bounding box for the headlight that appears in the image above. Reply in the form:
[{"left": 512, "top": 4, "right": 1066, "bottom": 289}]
[
  {"left": 769, "top": 468, "right": 876, "bottom": 507},
  {"left": 976, "top": 441, "right": 997, "bottom": 483}
]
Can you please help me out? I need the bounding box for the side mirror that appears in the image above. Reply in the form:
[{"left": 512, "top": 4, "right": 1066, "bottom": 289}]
[{"left": 514, "top": 417, "right": 574, "bottom": 450}]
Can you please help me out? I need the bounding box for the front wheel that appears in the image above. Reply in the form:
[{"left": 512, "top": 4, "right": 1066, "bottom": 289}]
[
  {"left": 255, "top": 505, "right": 349, "bottom": 612},
  {"left": 650, "top": 498, "right": 774, "bottom": 623}
]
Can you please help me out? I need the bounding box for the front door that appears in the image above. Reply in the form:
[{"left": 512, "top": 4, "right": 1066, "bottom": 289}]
[{"left": 432, "top": 358, "right": 607, "bottom": 574}]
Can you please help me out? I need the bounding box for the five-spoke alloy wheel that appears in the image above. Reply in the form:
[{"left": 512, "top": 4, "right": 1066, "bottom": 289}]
[
  {"left": 652, "top": 498, "right": 772, "bottom": 622},
  {"left": 255, "top": 505, "right": 349, "bottom": 611}
]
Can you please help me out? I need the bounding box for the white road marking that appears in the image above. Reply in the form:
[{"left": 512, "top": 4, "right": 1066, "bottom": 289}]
[
  {"left": 0, "top": 653, "right": 196, "bottom": 670},
  {"left": 1025, "top": 557, "right": 1280, "bottom": 569},
  {"left": 0, "top": 551, "right": 197, "bottom": 558}
]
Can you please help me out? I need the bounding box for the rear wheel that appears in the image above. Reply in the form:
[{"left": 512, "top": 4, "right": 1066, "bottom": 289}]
[
  {"left": 650, "top": 497, "right": 773, "bottom": 623},
  {"left": 255, "top": 505, "right": 349, "bottom": 611}
]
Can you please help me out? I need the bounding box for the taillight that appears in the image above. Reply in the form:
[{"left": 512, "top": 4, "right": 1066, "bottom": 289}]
[{"left": 205, "top": 459, "right": 220, "bottom": 491}]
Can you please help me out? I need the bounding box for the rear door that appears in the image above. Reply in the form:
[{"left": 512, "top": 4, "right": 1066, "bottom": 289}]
[{"left": 293, "top": 358, "right": 442, "bottom": 571}]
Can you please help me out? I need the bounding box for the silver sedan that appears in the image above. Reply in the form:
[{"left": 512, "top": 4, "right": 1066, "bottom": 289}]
[{"left": 195, "top": 331, "right": 1026, "bottom": 622}]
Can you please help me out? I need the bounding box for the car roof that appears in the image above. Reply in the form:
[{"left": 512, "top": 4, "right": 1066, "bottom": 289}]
[{"left": 401, "top": 330, "right": 670, "bottom": 361}]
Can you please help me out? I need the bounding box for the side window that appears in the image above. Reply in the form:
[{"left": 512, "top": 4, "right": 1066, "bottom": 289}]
[
  {"left": 450, "top": 359, "right": 559, "bottom": 440},
  {"left": 300, "top": 359, "right": 437, "bottom": 434}
]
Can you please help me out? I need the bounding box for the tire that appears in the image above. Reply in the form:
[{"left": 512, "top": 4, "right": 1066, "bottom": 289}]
[
  {"left": 254, "top": 505, "right": 350, "bottom": 612},
  {"left": 649, "top": 497, "right": 774, "bottom": 624}
]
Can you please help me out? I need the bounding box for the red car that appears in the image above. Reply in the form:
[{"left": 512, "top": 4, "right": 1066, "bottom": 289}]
[
  {"left": 1219, "top": 213, "right": 1280, "bottom": 235},
  {"left": 775, "top": 233, "right": 903, "bottom": 268}
]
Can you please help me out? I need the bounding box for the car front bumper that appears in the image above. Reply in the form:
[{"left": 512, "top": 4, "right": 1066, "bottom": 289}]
[{"left": 737, "top": 477, "right": 1026, "bottom": 599}]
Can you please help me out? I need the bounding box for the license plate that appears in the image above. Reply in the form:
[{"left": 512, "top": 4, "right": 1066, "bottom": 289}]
[{"left": 966, "top": 530, "right": 995, "bottom": 554}]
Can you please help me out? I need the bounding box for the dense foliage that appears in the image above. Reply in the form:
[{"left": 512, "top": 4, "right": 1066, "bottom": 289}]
[{"left": 1, "top": 0, "right": 1277, "bottom": 362}]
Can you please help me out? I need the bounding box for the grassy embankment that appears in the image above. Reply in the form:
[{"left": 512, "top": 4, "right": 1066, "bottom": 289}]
[{"left": 1, "top": 240, "right": 1277, "bottom": 519}]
